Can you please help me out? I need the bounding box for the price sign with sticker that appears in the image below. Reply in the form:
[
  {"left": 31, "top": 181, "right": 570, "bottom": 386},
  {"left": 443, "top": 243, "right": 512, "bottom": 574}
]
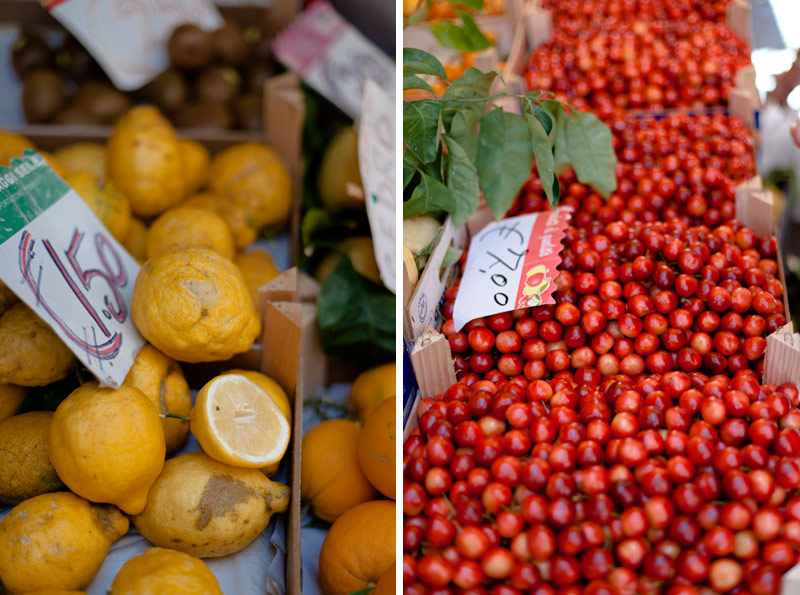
[
  {"left": 273, "top": 0, "right": 395, "bottom": 119},
  {"left": 358, "top": 78, "right": 396, "bottom": 293},
  {"left": 452, "top": 208, "right": 573, "bottom": 331},
  {"left": 0, "top": 151, "right": 144, "bottom": 387}
]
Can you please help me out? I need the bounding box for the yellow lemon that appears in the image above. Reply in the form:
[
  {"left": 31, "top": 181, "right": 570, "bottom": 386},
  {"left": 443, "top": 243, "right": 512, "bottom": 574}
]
[
  {"left": 109, "top": 547, "right": 222, "bottom": 594},
  {"left": 191, "top": 373, "right": 290, "bottom": 468},
  {"left": 177, "top": 139, "right": 209, "bottom": 195},
  {"left": 208, "top": 143, "right": 292, "bottom": 232},
  {"left": 182, "top": 191, "right": 258, "bottom": 250},
  {"left": 301, "top": 419, "right": 378, "bottom": 522},
  {"left": 316, "top": 237, "right": 381, "bottom": 285},
  {"left": 0, "top": 383, "right": 26, "bottom": 421},
  {"left": 54, "top": 142, "right": 107, "bottom": 178},
  {"left": 349, "top": 362, "right": 396, "bottom": 423},
  {"left": 124, "top": 344, "right": 192, "bottom": 454},
  {"left": 0, "top": 303, "right": 74, "bottom": 387},
  {"left": 145, "top": 207, "right": 234, "bottom": 261},
  {"left": 48, "top": 382, "right": 166, "bottom": 515},
  {"left": 107, "top": 106, "right": 187, "bottom": 217},
  {"left": 65, "top": 171, "right": 132, "bottom": 242},
  {"left": 317, "top": 126, "right": 363, "bottom": 211},
  {"left": 219, "top": 369, "right": 291, "bottom": 421},
  {"left": 0, "top": 130, "right": 33, "bottom": 165},
  {"left": 235, "top": 248, "right": 281, "bottom": 307},
  {"left": 133, "top": 451, "right": 290, "bottom": 558},
  {"left": 0, "top": 411, "right": 64, "bottom": 505},
  {"left": 131, "top": 247, "right": 260, "bottom": 363},
  {"left": 123, "top": 217, "right": 148, "bottom": 263},
  {"left": 0, "top": 492, "right": 128, "bottom": 593}
]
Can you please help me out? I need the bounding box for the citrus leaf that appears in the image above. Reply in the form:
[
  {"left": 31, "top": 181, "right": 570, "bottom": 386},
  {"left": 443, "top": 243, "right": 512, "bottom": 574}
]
[
  {"left": 403, "top": 151, "right": 420, "bottom": 190},
  {"left": 475, "top": 109, "right": 533, "bottom": 219},
  {"left": 448, "top": 109, "right": 479, "bottom": 162},
  {"left": 524, "top": 112, "right": 558, "bottom": 206},
  {"left": 440, "top": 246, "right": 463, "bottom": 276},
  {"left": 456, "top": 10, "right": 492, "bottom": 50},
  {"left": 403, "top": 48, "right": 447, "bottom": 80},
  {"left": 453, "top": 0, "right": 483, "bottom": 9},
  {"left": 403, "top": 100, "right": 442, "bottom": 163},
  {"left": 565, "top": 110, "right": 618, "bottom": 198},
  {"left": 403, "top": 74, "right": 435, "bottom": 95},
  {"left": 444, "top": 134, "right": 480, "bottom": 228},
  {"left": 443, "top": 67, "right": 497, "bottom": 101},
  {"left": 552, "top": 104, "right": 571, "bottom": 175},
  {"left": 404, "top": 172, "right": 456, "bottom": 219}
]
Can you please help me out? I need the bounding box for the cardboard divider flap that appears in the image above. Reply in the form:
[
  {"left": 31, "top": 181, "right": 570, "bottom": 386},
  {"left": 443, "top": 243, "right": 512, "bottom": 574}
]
[
  {"left": 764, "top": 323, "right": 800, "bottom": 387},
  {"left": 410, "top": 327, "right": 457, "bottom": 398}
]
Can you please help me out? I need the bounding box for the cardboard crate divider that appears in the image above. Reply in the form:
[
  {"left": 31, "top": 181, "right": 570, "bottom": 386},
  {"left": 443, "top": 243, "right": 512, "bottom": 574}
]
[
  {"left": 410, "top": 326, "right": 457, "bottom": 399},
  {"left": 726, "top": 0, "right": 752, "bottom": 47}
]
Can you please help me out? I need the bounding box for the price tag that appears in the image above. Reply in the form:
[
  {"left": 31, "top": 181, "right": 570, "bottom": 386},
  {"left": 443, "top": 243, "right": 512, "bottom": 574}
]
[
  {"left": 358, "top": 79, "right": 396, "bottom": 293},
  {"left": 452, "top": 208, "right": 573, "bottom": 331},
  {"left": 0, "top": 151, "right": 145, "bottom": 387},
  {"left": 273, "top": 0, "right": 395, "bottom": 119},
  {"left": 43, "top": 0, "right": 223, "bottom": 91}
]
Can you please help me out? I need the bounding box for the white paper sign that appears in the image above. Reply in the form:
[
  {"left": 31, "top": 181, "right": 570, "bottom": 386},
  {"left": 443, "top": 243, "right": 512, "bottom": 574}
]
[
  {"left": 358, "top": 79, "right": 396, "bottom": 293},
  {"left": 0, "top": 151, "right": 145, "bottom": 387},
  {"left": 272, "top": 0, "right": 395, "bottom": 119},
  {"left": 46, "top": 0, "right": 223, "bottom": 91},
  {"left": 452, "top": 208, "right": 573, "bottom": 331}
]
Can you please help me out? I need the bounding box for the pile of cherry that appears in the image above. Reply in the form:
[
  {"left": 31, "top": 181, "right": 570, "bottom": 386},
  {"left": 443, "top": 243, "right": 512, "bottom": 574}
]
[
  {"left": 403, "top": 370, "right": 800, "bottom": 594},
  {"left": 523, "top": 21, "right": 750, "bottom": 117},
  {"left": 541, "top": 0, "right": 731, "bottom": 28}
]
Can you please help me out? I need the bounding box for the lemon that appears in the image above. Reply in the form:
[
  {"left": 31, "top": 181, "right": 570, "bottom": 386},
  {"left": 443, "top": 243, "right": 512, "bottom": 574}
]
[
  {"left": 0, "top": 492, "right": 128, "bottom": 593},
  {"left": 177, "top": 139, "right": 209, "bottom": 195},
  {"left": 0, "top": 130, "right": 33, "bottom": 165},
  {"left": 145, "top": 207, "right": 234, "bottom": 261},
  {"left": 316, "top": 237, "right": 381, "bottom": 285},
  {"left": 0, "top": 411, "right": 64, "bottom": 505},
  {"left": 219, "top": 369, "right": 291, "bottom": 421},
  {"left": 133, "top": 451, "right": 290, "bottom": 558},
  {"left": 235, "top": 249, "right": 281, "bottom": 307},
  {"left": 64, "top": 171, "right": 132, "bottom": 242},
  {"left": 191, "top": 373, "right": 290, "bottom": 468},
  {"left": 0, "top": 383, "right": 26, "bottom": 422},
  {"left": 124, "top": 344, "right": 192, "bottom": 454},
  {"left": 123, "top": 217, "right": 148, "bottom": 263},
  {"left": 0, "top": 303, "right": 74, "bottom": 387},
  {"left": 403, "top": 243, "right": 419, "bottom": 287},
  {"left": 318, "top": 126, "right": 363, "bottom": 211},
  {"left": 109, "top": 547, "right": 222, "bottom": 594},
  {"left": 131, "top": 247, "right": 260, "bottom": 363},
  {"left": 106, "top": 106, "right": 187, "bottom": 217},
  {"left": 349, "top": 362, "right": 396, "bottom": 423},
  {"left": 48, "top": 381, "right": 166, "bottom": 515},
  {"left": 182, "top": 192, "right": 257, "bottom": 250},
  {"left": 54, "top": 142, "right": 106, "bottom": 178}
]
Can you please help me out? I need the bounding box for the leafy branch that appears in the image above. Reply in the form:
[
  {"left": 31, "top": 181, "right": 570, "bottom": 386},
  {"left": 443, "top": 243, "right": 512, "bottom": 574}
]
[
  {"left": 405, "top": 0, "right": 492, "bottom": 52},
  {"left": 403, "top": 48, "right": 618, "bottom": 227}
]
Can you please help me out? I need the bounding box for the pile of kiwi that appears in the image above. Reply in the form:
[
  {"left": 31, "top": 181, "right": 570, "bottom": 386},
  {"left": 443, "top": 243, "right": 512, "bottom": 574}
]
[{"left": 12, "top": 21, "right": 277, "bottom": 131}]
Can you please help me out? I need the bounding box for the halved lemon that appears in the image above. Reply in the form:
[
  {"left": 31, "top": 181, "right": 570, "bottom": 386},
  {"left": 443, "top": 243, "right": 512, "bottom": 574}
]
[{"left": 190, "top": 373, "right": 291, "bottom": 468}]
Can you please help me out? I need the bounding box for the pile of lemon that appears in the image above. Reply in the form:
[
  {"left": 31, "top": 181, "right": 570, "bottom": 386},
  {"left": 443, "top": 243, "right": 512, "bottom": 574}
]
[
  {"left": 0, "top": 106, "right": 300, "bottom": 594},
  {"left": 301, "top": 362, "right": 397, "bottom": 595}
]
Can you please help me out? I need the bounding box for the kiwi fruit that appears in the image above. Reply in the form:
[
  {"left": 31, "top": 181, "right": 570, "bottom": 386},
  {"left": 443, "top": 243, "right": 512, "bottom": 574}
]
[
  {"left": 53, "top": 106, "right": 103, "bottom": 125},
  {"left": 195, "top": 66, "right": 241, "bottom": 105},
  {"left": 73, "top": 81, "right": 132, "bottom": 124},
  {"left": 56, "top": 35, "right": 100, "bottom": 80},
  {"left": 12, "top": 32, "right": 52, "bottom": 78},
  {"left": 245, "top": 62, "right": 275, "bottom": 93},
  {"left": 234, "top": 92, "right": 263, "bottom": 131},
  {"left": 212, "top": 22, "right": 248, "bottom": 65},
  {"left": 142, "top": 69, "right": 187, "bottom": 113},
  {"left": 168, "top": 24, "right": 213, "bottom": 70},
  {"left": 174, "top": 101, "right": 233, "bottom": 130},
  {"left": 22, "top": 69, "right": 65, "bottom": 123}
]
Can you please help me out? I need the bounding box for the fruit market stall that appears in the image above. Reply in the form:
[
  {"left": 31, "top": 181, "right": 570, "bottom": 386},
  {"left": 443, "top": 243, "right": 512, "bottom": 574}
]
[
  {"left": 0, "top": 0, "right": 395, "bottom": 594},
  {"left": 403, "top": 0, "right": 800, "bottom": 593}
]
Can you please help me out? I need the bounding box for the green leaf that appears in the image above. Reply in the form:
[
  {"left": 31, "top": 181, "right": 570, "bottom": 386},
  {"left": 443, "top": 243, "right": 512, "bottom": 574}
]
[
  {"left": 429, "top": 21, "right": 471, "bottom": 51},
  {"left": 404, "top": 172, "right": 456, "bottom": 219},
  {"left": 301, "top": 208, "right": 359, "bottom": 250},
  {"left": 440, "top": 246, "right": 464, "bottom": 276},
  {"left": 348, "top": 589, "right": 375, "bottom": 595},
  {"left": 524, "top": 112, "right": 558, "bottom": 206},
  {"left": 453, "top": 0, "right": 483, "bottom": 9},
  {"left": 443, "top": 134, "right": 480, "bottom": 228},
  {"left": 527, "top": 102, "right": 555, "bottom": 136},
  {"left": 443, "top": 67, "right": 497, "bottom": 101},
  {"left": 564, "top": 110, "right": 618, "bottom": 198},
  {"left": 475, "top": 109, "right": 533, "bottom": 219},
  {"left": 403, "top": 74, "right": 435, "bottom": 95},
  {"left": 317, "top": 256, "right": 395, "bottom": 365},
  {"left": 404, "top": 0, "right": 429, "bottom": 26},
  {"left": 403, "top": 100, "right": 442, "bottom": 163},
  {"left": 403, "top": 151, "right": 420, "bottom": 190},
  {"left": 552, "top": 104, "right": 571, "bottom": 175},
  {"left": 456, "top": 11, "right": 492, "bottom": 50},
  {"left": 403, "top": 48, "right": 447, "bottom": 80},
  {"left": 448, "top": 109, "right": 479, "bottom": 162}
]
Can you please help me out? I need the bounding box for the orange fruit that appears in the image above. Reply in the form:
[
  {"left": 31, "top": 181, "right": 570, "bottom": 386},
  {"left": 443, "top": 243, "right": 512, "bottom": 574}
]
[
  {"left": 318, "top": 500, "right": 395, "bottom": 594},
  {"left": 373, "top": 562, "right": 395, "bottom": 595},
  {"left": 349, "top": 362, "right": 395, "bottom": 423},
  {"left": 358, "top": 396, "right": 395, "bottom": 499},
  {"left": 301, "top": 419, "right": 377, "bottom": 522}
]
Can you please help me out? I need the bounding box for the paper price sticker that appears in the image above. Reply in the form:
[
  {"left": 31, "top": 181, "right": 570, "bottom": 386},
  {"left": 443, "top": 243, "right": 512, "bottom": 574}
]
[
  {"left": 452, "top": 208, "right": 573, "bottom": 332},
  {"left": 0, "top": 151, "right": 144, "bottom": 387},
  {"left": 358, "top": 79, "right": 396, "bottom": 293},
  {"left": 273, "top": 0, "right": 394, "bottom": 119},
  {"left": 45, "top": 0, "right": 223, "bottom": 91}
]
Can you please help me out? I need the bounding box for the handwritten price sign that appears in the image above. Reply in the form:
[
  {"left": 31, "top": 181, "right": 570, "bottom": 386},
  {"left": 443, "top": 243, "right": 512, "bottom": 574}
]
[
  {"left": 452, "top": 208, "right": 573, "bottom": 331},
  {"left": 0, "top": 151, "right": 144, "bottom": 387},
  {"left": 358, "top": 79, "right": 396, "bottom": 293},
  {"left": 273, "top": 0, "right": 394, "bottom": 119}
]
